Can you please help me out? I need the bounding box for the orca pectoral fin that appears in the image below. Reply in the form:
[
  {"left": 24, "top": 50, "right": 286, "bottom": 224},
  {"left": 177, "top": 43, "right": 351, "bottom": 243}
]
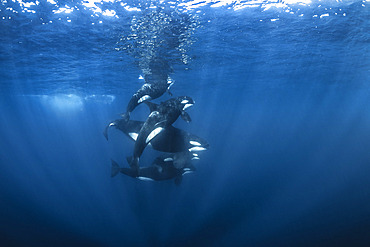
[
  {"left": 181, "top": 111, "right": 192, "bottom": 123},
  {"left": 174, "top": 175, "right": 183, "bottom": 186},
  {"left": 111, "top": 160, "right": 121, "bottom": 177},
  {"left": 143, "top": 101, "right": 159, "bottom": 112}
]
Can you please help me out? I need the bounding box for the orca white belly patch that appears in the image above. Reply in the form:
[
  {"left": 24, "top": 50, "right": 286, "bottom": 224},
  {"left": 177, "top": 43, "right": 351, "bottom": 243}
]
[
  {"left": 183, "top": 171, "right": 194, "bottom": 175},
  {"left": 183, "top": 103, "right": 193, "bottom": 110},
  {"left": 137, "top": 95, "right": 151, "bottom": 104},
  {"left": 146, "top": 127, "right": 164, "bottom": 144},
  {"left": 189, "top": 140, "right": 202, "bottom": 146},
  {"left": 189, "top": 146, "right": 207, "bottom": 152},
  {"left": 137, "top": 177, "right": 154, "bottom": 181}
]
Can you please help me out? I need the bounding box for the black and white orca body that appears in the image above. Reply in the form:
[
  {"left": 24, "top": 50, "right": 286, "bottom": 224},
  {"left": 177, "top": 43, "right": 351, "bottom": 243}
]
[
  {"left": 103, "top": 119, "right": 142, "bottom": 141},
  {"left": 103, "top": 118, "right": 209, "bottom": 153},
  {"left": 111, "top": 156, "right": 195, "bottom": 185},
  {"left": 123, "top": 74, "right": 174, "bottom": 120},
  {"left": 154, "top": 151, "right": 199, "bottom": 169},
  {"left": 129, "top": 96, "right": 194, "bottom": 171}
]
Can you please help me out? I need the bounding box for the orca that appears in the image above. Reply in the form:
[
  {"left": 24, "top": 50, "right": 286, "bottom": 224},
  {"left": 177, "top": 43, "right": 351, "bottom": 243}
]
[
  {"left": 111, "top": 155, "right": 195, "bottom": 185},
  {"left": 129, "top": 96, "right": 194, "bottom": 172},
  {"left": 154, "top": 152, "right": 199, "bottom": 169},
  {"left": 103, "top": 118, "right": 209, "bottom": 154},
  {"left": 122, "top": 73, "right": 174, "bottom": 121}
]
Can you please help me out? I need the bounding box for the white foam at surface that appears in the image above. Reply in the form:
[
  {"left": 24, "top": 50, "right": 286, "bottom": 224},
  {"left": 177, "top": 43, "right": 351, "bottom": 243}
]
[
  {"left": 102, "top": 9, "right": 116, "bottom": 17},
  {"left": 5, "top": 0, "right": 359, "bottom": 20}
]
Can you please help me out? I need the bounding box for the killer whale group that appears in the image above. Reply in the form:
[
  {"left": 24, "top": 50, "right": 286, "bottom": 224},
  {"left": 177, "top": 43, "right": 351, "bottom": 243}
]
[{"left": 104, "top": 74, "right": 209, "bottom": 185}]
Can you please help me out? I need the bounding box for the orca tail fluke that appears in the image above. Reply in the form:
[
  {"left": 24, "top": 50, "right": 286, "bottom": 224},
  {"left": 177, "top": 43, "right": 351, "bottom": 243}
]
[{"left": 111, "top": 159, "right": 120, "bottom": 177}]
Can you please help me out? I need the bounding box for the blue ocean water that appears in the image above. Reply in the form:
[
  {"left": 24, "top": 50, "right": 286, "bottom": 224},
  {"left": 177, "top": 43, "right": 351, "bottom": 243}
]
[{"left": 1, "top": 0, "right": 370, "bottom": 246}]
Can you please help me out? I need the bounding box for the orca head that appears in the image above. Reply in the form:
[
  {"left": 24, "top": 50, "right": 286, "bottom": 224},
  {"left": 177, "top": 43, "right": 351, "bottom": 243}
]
[
  {"left": 187, "top": 135, "right": 210, "bottom": 153},
  {"left": 188, "top": 136, "right": 209, "bottom": 153},
  {"left": 177, "top": 96, "right": 194, "bottom": 111}
]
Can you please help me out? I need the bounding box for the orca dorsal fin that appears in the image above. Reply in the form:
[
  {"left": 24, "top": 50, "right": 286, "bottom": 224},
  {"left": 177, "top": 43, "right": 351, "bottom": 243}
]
[{"left": 144, "top": 101, "right": 159, "bottom": 112}]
